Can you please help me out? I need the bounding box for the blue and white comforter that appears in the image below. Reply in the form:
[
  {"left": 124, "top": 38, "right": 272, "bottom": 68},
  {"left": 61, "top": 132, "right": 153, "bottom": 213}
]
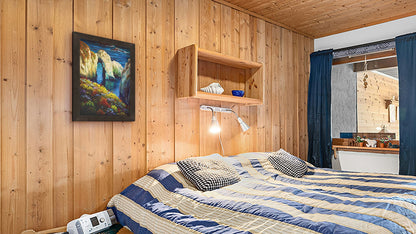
[{"left": 108, "top": 152, "right": 416, "bottom": 233}]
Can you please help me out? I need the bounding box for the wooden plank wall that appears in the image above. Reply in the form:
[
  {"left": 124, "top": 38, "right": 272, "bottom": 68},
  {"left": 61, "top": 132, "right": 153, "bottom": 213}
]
[{"left": 0, "top": 0, "right": 313, "bottom": 232}]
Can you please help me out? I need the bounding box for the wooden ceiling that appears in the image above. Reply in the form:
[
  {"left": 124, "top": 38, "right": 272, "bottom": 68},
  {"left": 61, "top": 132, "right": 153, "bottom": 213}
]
[{"left": 219, "top": 0, "right": 416, "bottom": 38}]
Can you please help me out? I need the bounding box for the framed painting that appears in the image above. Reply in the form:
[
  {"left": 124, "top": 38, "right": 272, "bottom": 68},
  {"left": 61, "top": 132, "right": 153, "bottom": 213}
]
[{"left": 72, "top": 32, "right": 135, "bottom": 121}]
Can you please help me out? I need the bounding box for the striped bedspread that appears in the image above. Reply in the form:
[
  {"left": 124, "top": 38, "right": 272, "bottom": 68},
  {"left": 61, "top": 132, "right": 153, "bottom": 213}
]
[{"left": 108, "top": 152, "right": 416, "bottom": 233}]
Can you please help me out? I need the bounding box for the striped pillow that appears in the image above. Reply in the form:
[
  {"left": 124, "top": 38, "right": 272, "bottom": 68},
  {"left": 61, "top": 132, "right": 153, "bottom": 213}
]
[
  {"left": 177, "top": 155, "right": 241, "bottom": 191},
  {"left": 267, "top": 149, "right": 307, "bottom": 178}
]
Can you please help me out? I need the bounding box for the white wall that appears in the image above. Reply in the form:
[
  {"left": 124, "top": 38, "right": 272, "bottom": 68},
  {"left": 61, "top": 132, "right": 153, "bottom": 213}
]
[{"left": 315, "top": 15, "right": 416, "bottom": 51}]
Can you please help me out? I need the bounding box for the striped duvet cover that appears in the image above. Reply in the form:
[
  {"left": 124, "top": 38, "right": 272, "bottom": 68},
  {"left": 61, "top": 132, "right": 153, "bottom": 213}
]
[{"left": 108, "top": 152, "right": 416, "bottom": 233}]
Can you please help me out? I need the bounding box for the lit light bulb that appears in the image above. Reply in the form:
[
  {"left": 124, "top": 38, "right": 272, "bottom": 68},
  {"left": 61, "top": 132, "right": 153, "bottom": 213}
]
[{"left": 209, "top": 115, "right": 221, "bottom": 134}]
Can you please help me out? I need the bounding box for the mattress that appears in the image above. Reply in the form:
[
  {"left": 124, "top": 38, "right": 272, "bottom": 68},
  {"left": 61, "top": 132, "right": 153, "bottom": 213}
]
[{"left": 108, "top": 152, "right": 416, "bottom": 233}]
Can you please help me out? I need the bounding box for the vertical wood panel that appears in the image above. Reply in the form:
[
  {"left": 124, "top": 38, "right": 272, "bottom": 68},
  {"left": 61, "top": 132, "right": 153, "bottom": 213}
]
[
  {"left": 112, "top": 0, "right": 146, "bottom": 194},
  {"left": 146, "top": 0, "right": 175, "bottom": 170},
  {"left": 292, "top": 33, "right": 299, "bottom": 156},
  {"left": 280, "top": 28, "right": 294, "bottom": 153},
  {"left": 0, "top": 2, "right": 2, "bottom": 228},
  {"left": 133, "top": 0, "right": 148, "bottom": 178},
  {"left": 271, "top": 25, "right": 281, "bottom": 151},
  {"left": 199, "top": 0, "right": 222, "bottom": 156},
  {"left": 26, "top": 0, "right": 54, "bottom": 230},
  {"left": 1, "top": 0, "right": 27, "bottom": 233},
  {"left": 300, "top": 35, "right": 313, "bottom": 160},
  {"left": 252, "top": 17, "right": 266, "bottom": 152},
  {"left": 297, "top": 34, "right": 308, "bottom": 160},
  {"left": 175, "top": 0, "right": 200, "bottom": 162},
  {"left": 238, "top": 13, "right": 251, "bottom": 154},
  {"left": 264, "top": 22, "right": 273, "bottom": 151},
  {"left": 220, "top": 6, "right": 241, "bottom": 156},
  {"left": 73, "top": 0, "right": 114, "bottom": 217},
  {"left": 199, "top": 0, "right": 221, "bottom": 52},
  {"left": 52, "top": 0, "right": 74, "bottom": 227},
  {"left": 285, "top": 29, "right": 293, "bottom": 152},
  {"left": 112, "top": 0, "right": 133, "bottom": 194}
]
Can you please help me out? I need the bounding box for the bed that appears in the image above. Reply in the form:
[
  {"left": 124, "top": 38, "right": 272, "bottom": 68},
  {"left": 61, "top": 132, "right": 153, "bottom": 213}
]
[{"left": 108, "top": 152, "right": 416, "bottom": 233}]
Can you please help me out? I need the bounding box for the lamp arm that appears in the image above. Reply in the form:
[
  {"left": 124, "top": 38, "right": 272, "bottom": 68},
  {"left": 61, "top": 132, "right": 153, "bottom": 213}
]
[{"left": 206, "top": 106, "right": 214, "bottom": 114}]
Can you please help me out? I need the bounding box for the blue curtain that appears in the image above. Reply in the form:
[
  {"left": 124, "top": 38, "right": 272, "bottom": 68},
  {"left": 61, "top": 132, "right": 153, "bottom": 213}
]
[
  {"left": 307, "top": 49, "right": 333, "bottom": 168},
  {"left": 396, "top": 32, "right": 416, "bottom": 175}
]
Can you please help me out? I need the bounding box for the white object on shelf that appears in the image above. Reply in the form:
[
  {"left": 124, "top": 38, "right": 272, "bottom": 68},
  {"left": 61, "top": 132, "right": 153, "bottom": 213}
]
[{"left": 200, "top": 83, "right": 224, "bottom": 94}]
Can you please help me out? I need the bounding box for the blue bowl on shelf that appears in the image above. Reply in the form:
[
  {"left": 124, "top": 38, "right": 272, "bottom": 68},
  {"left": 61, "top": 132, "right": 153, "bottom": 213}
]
[{"left": 232, "top": 90, "right": 245, "bottom": 97}]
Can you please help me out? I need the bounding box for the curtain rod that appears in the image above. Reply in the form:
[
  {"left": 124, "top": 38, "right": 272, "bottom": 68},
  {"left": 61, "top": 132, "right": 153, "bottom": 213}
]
[{"left": 332, "top": 38, "right": 395, "bottom": 59}]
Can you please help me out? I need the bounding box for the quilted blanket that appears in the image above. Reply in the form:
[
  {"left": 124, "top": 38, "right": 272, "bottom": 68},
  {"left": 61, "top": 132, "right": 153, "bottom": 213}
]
[{"left": 108, "top": 152, "right": 416, "bottom": 233}]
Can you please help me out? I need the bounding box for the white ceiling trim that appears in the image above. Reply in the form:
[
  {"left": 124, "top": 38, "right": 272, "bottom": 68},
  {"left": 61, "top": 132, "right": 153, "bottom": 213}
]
[{"left": 315, "top": 15, "right": 416, "bottom": 51}]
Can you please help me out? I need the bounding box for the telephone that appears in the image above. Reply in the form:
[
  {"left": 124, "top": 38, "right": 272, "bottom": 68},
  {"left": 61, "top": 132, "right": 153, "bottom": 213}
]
[{"left": 67, "top": 209, "right": 117, "bottom": 234}]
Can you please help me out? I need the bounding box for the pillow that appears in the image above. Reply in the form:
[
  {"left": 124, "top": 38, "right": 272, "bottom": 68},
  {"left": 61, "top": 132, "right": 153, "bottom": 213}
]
[
  {"left": 177, "top": 155, "right": 241, "bottom": 191},
  {"left": 267, "top": 149, "right": 307, "bottom": 178}
]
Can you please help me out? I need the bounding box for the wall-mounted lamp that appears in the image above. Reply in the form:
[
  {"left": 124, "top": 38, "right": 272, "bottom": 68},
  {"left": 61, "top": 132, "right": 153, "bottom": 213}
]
[
  {"left": 200, "top": 105, "right": 249, "bottom": 133},
  {"left": 207, "top": 108, "right": 221, "bottom": 134},
  {"left": 200, "top": 105, "right": 249, "bottom": 155}
]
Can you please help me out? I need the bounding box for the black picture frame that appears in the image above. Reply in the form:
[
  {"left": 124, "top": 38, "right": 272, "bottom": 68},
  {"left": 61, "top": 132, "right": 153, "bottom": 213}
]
[{"left": 72, "top": 32, "right": 135, "bottom": 121}]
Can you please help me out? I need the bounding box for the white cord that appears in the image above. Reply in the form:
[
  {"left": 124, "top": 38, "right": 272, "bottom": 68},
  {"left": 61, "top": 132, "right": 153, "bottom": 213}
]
[{"left": 218, "top": 132, "right": 225, "bottom": 156}]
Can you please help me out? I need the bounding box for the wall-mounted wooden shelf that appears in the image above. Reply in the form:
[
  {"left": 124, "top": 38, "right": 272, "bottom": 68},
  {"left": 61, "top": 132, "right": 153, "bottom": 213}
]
[
  {"left": 177, "top": 44, "right": 264, "bottom": 106},
  {"left": 198, "top": 48, "right": 262, "bottom": 69},
  {"left": 195, "top": 91, "right": 262, "bottom": 105}
]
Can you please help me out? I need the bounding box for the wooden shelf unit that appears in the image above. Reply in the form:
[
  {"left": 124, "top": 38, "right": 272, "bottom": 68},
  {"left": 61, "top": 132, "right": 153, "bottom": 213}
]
[{"left": 177, "top": 44, "right": 264, "bottom": 106}]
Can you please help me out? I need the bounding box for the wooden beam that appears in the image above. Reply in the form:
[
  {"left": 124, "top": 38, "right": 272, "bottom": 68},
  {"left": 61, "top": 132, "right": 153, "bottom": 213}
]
[
  {"left": 353, "top": 57, "right": 397, "bottom": 72},
  {"left": 333, "top": 49, "right": 396, "bottom": 65}
]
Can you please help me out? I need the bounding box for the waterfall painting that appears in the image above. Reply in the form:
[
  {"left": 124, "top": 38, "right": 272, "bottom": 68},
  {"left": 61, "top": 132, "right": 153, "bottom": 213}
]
[{"left": 72, "top": 32, "right": 135, "bottom": 121}]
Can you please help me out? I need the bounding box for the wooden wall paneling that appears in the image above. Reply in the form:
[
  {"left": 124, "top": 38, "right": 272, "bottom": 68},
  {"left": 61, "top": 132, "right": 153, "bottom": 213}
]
[
  {"left": 177, "top": 44, "right": 198, "bottom": 98},
  {"left": 263, "top": 22, "right": 273, "bottom": 151},
  {"left": 0, "top": 0, "right": 315, "bottom": 231},
  {"left": 199, "top": 0, "right": 222, "bottom": 156},
  {"left": 220, "top": 5, "right": 241, "bottom": 156},
  {"left": 251, "top": 17, "right": 266, "bottom": 152},
  {"left": 280, "top": 28, "right": 294, "bottom": 153},
  {"left": 175, "top": 0, "right": 200, "bottom": 162},
  {"left": 271, "top": 25, "right": 281, "bottom": 151},
  {"left": 175, "top": 98, "right": 201, "bottom": 161},
  {"left": 0, "top": 1, "right": 2, "bottom": 229},
  {"left": 1, "top": 0, "right": 27, "bottom": 233},
  {"left": 146, "top": 0, "right": 175, "bottom": 170},
  {"left": 244, "top": 16, "right": 263, "bottom": 102},
  {"left": 73, "top": 0, "right": 114, "bottom": 217},
  {"left": 199, "top": 99, "right": 223, "bottom": 156},
  {"left": 297, "top": 35, "right": 309, "bottom": 161},
  {"left": 131, "top": 0, "right": 147, "bottom": 178},
  {"left": 220, "top": 6, "right": 241, "bottom": 94},
  {"left": 287, "top": 29, "right": 296, "bottom": 154},
  {"left": 112, "top": 0, "right": 146, "bottom": 195},
  {"left": 52, "top": 0, "right": 74, "bottom": 227},
  {"left": 303, "top": 36, "right": 313, "bottom": 160},
  {"left": 292, "top": 33, "right": 299, "bottom": 156},
  {"left": 238, "top": 12, "right": 251, "bottom": 154},
  {"left": 26, "top": 0, "right": 54, "bottom": 230},
  {"left": 200, "top": 0, "right": 221, "bottom": 52}
]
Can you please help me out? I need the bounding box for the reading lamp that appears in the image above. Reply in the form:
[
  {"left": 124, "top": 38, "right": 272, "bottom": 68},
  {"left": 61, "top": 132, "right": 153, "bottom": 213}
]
[{"left": 200, "top": 105, "right": 250, "bottom": 133}]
